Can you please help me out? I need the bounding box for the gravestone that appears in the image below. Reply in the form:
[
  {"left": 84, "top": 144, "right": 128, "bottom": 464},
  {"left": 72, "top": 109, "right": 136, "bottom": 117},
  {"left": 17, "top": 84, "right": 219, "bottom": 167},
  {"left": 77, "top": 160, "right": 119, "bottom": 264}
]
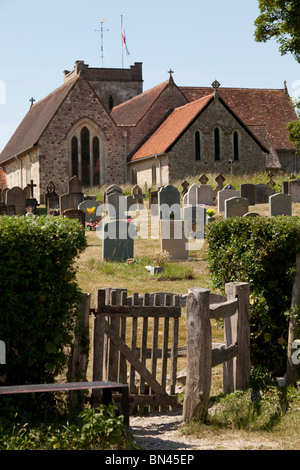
[
  {"left": 60, "top": 176, "right": 84, "bottom": 214},
  {"left": 158, "top": 185, "right": 181, "bottom": 220},
  {"left": 185, "top": 183, "right": 199, "bottom": 206},
  {"left": 225, "top": 197, "right": 249, "bottom": 219},
  {"left": 102, "top": 219, "right": 135, "bottom": 262},
  {"left": 183, "top": 205, "right": 206, "bottom": 239},
  {"left": 243, "top": 212, "right": 260, "bottom": 217},
  {"left": 159, "top": 220, "right": 188, "bottom": 260},
  {"left": 213, "top": 174, "right": 225, "bottom": 202},
  {"left": 149, "top": 190, "right": 159, "bottom": 216},
  {"left": 281, "top": 181, "right": 289, "bottom": 194},
  {"left": 106, "top": 188, "right": 126, "bottom": 219},
  {"left": 63, "top": 208, "right": 85, "bottom": 228},
  {"left": 181, "top": 180, "right": 189, "bottom": 197},
  {"left": 269, "top": 193, "right": 292, "bottom": 216},
  {"left": 217, "top": 188, "right": 239, "bottom": 212},
  {"left": 44, "top": 181, "right": 59, "bottom": 213},
  {"left": 0, "top": 203, "right": 16, "bottom": 215},
  {"left": 78, "top": 199, "right": 102, "bottom": 222},
  {"left": 240, "top": 183, "right": 256, "bottom": 205},
  {"left": 131, "top": 184, "right": 144, "bottom": 205},
  {"left": 255, "top": 184, "right": 275, "bottom": 204},
  {"left": 5, "top": 187, "right": 26, "bottom": 215},
  {"left": 288, "top": 180, "right": 300, "bottom": 203},
  {"left": 198, "top": 185, "right": 213, "bottom": 205}
]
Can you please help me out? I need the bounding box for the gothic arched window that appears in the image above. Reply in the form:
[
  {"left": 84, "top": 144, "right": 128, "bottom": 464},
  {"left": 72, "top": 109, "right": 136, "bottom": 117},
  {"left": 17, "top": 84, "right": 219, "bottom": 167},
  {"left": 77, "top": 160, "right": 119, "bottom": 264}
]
[
  {"left": 233, "top": 131, "right": 239, "bottom": 161},
  {"left": 93, "top": 136, "right": 100, "bottom": 186},
  {"left": 214, "top": 127, "right": 220, "bottom": 161},
  {"left": 71, "top": 136, "right": 79, "bottom": 177},
  {"left": 81, "top": 127, "right": 90, "bottom": 186},
  {"left": 195, "top": 131, "right": 201, "bottom": 161}
]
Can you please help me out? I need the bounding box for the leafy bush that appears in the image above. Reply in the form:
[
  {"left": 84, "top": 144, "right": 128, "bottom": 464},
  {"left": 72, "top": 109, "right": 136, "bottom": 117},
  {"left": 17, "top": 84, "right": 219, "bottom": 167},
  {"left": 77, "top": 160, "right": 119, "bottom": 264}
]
[
  {"left": 0, "top": 216, "right": 86, "bottom": 415},
  {"left": 206, "top": 216, "right": 300, "bottom": 377}
]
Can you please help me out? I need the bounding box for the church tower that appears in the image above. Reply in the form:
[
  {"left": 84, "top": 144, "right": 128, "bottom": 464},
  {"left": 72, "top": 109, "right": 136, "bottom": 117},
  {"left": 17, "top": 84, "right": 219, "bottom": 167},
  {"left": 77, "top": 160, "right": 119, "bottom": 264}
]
[{"left": 63, "top": 60, "right": 143, "bottom": 112}]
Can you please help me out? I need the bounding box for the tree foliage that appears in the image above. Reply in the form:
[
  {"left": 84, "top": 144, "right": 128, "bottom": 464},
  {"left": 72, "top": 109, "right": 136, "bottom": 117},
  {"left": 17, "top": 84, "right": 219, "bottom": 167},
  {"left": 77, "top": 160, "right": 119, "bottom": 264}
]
[{"left": 254, "top": 0, "right": 300, "bottom": 62}]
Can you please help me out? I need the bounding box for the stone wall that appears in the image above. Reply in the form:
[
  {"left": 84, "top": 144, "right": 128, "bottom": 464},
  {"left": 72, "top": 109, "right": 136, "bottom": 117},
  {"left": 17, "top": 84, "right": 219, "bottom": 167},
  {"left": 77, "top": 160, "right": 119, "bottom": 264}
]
[{"left": 168, "top": 98, "right": 267, "bottom": 181}]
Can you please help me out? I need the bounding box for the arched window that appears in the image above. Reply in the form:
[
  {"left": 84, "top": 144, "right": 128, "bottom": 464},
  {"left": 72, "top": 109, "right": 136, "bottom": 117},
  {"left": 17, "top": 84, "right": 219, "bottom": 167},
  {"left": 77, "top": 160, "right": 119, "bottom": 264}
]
[
  {"left": 81, "top": 127, "right": 90, "bottom": 186},
  {"left": 233, "top": 131, "right": 239, "bottom": 161},
  {"left": 93, "top": 137, "right": 100, "bottom": 186},
  {"left": 195, "top": 131, "right": 201, "bottom": 161},
  {"left": 71, "top": 136, "right": 79, "bottom": 177},
  {"left": 152, "top": 164, "right": 156, "bottom": 185},
  {"left": 214, "top": 127, "right": 220, "bottom": 161}
]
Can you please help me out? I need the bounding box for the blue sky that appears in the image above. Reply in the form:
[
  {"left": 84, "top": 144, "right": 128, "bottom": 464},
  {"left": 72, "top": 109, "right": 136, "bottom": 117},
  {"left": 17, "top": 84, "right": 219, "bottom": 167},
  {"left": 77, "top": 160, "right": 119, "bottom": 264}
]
[{"left": 1, "top": 0, "right": 299, "bottom": 152}]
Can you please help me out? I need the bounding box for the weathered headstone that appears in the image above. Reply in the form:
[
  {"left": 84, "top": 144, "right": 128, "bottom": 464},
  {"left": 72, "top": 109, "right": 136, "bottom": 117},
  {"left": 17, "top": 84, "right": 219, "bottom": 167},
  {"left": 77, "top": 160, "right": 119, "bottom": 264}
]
[
  {"left": 106, "top": 189, "right": 127, "bottom": 219},
  {"left": 198, "top": 185, "right": 214, "bottom": 205},
  {"left": 186, "top": 183, "right": 199, "bottom": 206},
  {"left": 149, "top": 190, "right": 159, "bottom": 216},
  {"left": 60, "top": 176, "right": 84, "bottom": 214},
  {"left": 288, "top": 180, "right": 300, "bottom": 203},
  {"left": 63, "top": 208, "right": 85, "bottom": 228},
  {"left": 255, "top": 184, "right": 275, "bottom": 204},
  {"left": 78, "top": 199, "right": 102, "bottom": 222},
  {"left": 269, "top": 193, "right": 292, "bottom": 216},
  {"left": 44, "top": 181, "right": 59, "bottom": 213},
  {"left": 213, "top": 174, "right": 225, "bottom": 202},
  {"left": 0, "top": 203, "right": 16, "bottom": 215},
  {"left": 158, "top": 185, "right": 181, "bottom": 220},
  {"left": 217, "top": 188, "right": 239, "bottom": 212},
  {"left": 102, "top": 219, "right": 135, "bottom": 262},
  {"left": 240, "top": 183, "right": 256, "bottom": 206},
  {"left": 225, "top": 196, "right": 249, "bottom": 218},
  {"left": 131, "top": 184, "right": 144, "bottom": 205},
  {"left": 160, "top": 220, "right": 188, "bottom": 260},
  {"left": 181, "top": 180, "right": 189, "bottom": 197},
  {"left": 5, "top": 187, "right": 26, "bottom": 215}
]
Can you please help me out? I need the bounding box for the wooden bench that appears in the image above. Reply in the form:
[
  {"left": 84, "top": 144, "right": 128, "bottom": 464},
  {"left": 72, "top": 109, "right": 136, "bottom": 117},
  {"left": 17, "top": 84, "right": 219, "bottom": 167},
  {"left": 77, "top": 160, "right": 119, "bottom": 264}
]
[{"left": 0, "top": 381, "right": 129, "bottom": 426}]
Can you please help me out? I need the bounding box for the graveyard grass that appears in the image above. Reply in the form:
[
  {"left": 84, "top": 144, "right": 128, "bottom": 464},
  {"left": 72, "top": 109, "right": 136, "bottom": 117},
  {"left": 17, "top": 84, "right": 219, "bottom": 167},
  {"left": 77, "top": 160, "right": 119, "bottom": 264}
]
[{"left": 74, "top": 174, "right": 300, "bottom": 450}]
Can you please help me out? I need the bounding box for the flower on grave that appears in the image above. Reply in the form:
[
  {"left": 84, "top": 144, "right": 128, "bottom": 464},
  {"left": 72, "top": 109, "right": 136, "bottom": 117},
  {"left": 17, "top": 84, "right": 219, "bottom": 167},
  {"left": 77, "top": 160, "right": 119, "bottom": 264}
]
[
  {"left": 207, "top": 209, "right": 216, "bottom": 217},
  {"left": 126, "top": 258, "right": 135, "bottom": 264}
]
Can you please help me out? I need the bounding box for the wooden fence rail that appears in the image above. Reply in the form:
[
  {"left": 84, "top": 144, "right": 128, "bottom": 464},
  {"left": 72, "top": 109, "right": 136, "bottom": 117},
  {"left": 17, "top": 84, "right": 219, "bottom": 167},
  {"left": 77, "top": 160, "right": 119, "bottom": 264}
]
[{"left": 183, "top": 282, "right": 250, "bottom": 421}]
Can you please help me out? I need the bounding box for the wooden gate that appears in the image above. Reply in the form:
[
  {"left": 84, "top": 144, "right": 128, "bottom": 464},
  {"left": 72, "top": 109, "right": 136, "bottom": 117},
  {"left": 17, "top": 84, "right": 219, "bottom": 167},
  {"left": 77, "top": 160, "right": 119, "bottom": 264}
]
[{"left": 90, "top": 288, "right": 181, "bottom": 412}]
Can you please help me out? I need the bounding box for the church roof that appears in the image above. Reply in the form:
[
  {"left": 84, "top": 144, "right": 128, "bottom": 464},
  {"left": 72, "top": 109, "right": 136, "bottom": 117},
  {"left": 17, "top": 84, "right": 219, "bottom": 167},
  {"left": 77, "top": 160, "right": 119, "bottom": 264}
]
[
  {"left": 110, "top": 80, "right": 171, "bottom": 126},
  {"left": 179, "top": 86, "right": 297, "bottom": 152},
  {"left": 0, "top": 78, "right": 78, "bottom": 164},
  {"left": 130, "top": 93, "right": 268, "bottom": 162}
]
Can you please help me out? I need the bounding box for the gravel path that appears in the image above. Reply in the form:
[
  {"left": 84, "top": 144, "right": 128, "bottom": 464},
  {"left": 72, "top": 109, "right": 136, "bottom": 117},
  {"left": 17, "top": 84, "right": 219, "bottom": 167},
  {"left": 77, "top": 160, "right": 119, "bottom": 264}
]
[{"left": 129, "top": 407, "right": 281, "bottom": 451}]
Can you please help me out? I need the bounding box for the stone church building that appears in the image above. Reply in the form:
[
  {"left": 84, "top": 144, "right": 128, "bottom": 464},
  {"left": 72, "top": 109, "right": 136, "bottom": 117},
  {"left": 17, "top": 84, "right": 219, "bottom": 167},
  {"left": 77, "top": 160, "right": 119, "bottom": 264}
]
[{"left": 0, "top": 60, "right": 297, "bottom": 202}]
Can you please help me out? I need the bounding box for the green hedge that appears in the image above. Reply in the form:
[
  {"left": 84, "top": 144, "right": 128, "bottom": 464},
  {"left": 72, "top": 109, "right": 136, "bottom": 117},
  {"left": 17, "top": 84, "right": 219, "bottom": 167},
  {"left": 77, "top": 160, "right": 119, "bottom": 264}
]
[
  {"left": 206, "top": 216, "right": 300, "bottom": 377},
  {"left": 0, "top": 216, "right": 87, "bottom": 391}
]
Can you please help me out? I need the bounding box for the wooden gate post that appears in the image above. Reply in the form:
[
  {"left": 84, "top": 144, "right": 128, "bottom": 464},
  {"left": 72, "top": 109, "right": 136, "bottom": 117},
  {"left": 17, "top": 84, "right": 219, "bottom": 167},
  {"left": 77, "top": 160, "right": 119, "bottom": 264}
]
[
  {"left": 224, "top": 282, "right": 250, "bottom": 393},
  {"left": 183, "top": 288, "right": 211, "bottom": 421}
]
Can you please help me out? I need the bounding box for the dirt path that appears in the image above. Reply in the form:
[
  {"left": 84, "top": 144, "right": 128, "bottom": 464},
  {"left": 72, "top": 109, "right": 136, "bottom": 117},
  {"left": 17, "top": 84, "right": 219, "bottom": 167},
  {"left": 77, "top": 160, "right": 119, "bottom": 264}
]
[{"left": 129, "top": 408, "right": 281, "bottom": 451}]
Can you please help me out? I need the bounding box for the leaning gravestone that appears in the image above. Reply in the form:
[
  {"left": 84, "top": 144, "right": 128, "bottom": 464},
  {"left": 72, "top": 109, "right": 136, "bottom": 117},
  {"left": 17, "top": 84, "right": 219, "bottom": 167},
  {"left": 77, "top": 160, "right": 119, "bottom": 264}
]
[
  {"left": 78, "top": 199, "right": 102, "bottom": 223},
  {"left": 240, "top": 183, "right": 256, "bottom": 206},
  {"left": 217, "top": 188, "right": 239, "bottom": 212},
  {"left": 5, "top": 187, "right": 26, "bottom": 215},
  {"left": 60, "top": 176, "right": 84, "bottom": 214},
  {"left": 269, "top": 193, "right": 292, "bottom": 216},
  {"left": 158, "top": 185, "right": 181, "bottom": 220},
  {"left": 225, "top": 196, "right": 249, "bottom": 219}
]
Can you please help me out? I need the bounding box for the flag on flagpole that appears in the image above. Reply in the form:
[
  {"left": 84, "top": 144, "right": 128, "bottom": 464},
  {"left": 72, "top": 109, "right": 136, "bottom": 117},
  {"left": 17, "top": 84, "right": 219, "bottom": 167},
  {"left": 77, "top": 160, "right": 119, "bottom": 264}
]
[{"left": 121, "top": 21, "right": 130, "bottom": 56}]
